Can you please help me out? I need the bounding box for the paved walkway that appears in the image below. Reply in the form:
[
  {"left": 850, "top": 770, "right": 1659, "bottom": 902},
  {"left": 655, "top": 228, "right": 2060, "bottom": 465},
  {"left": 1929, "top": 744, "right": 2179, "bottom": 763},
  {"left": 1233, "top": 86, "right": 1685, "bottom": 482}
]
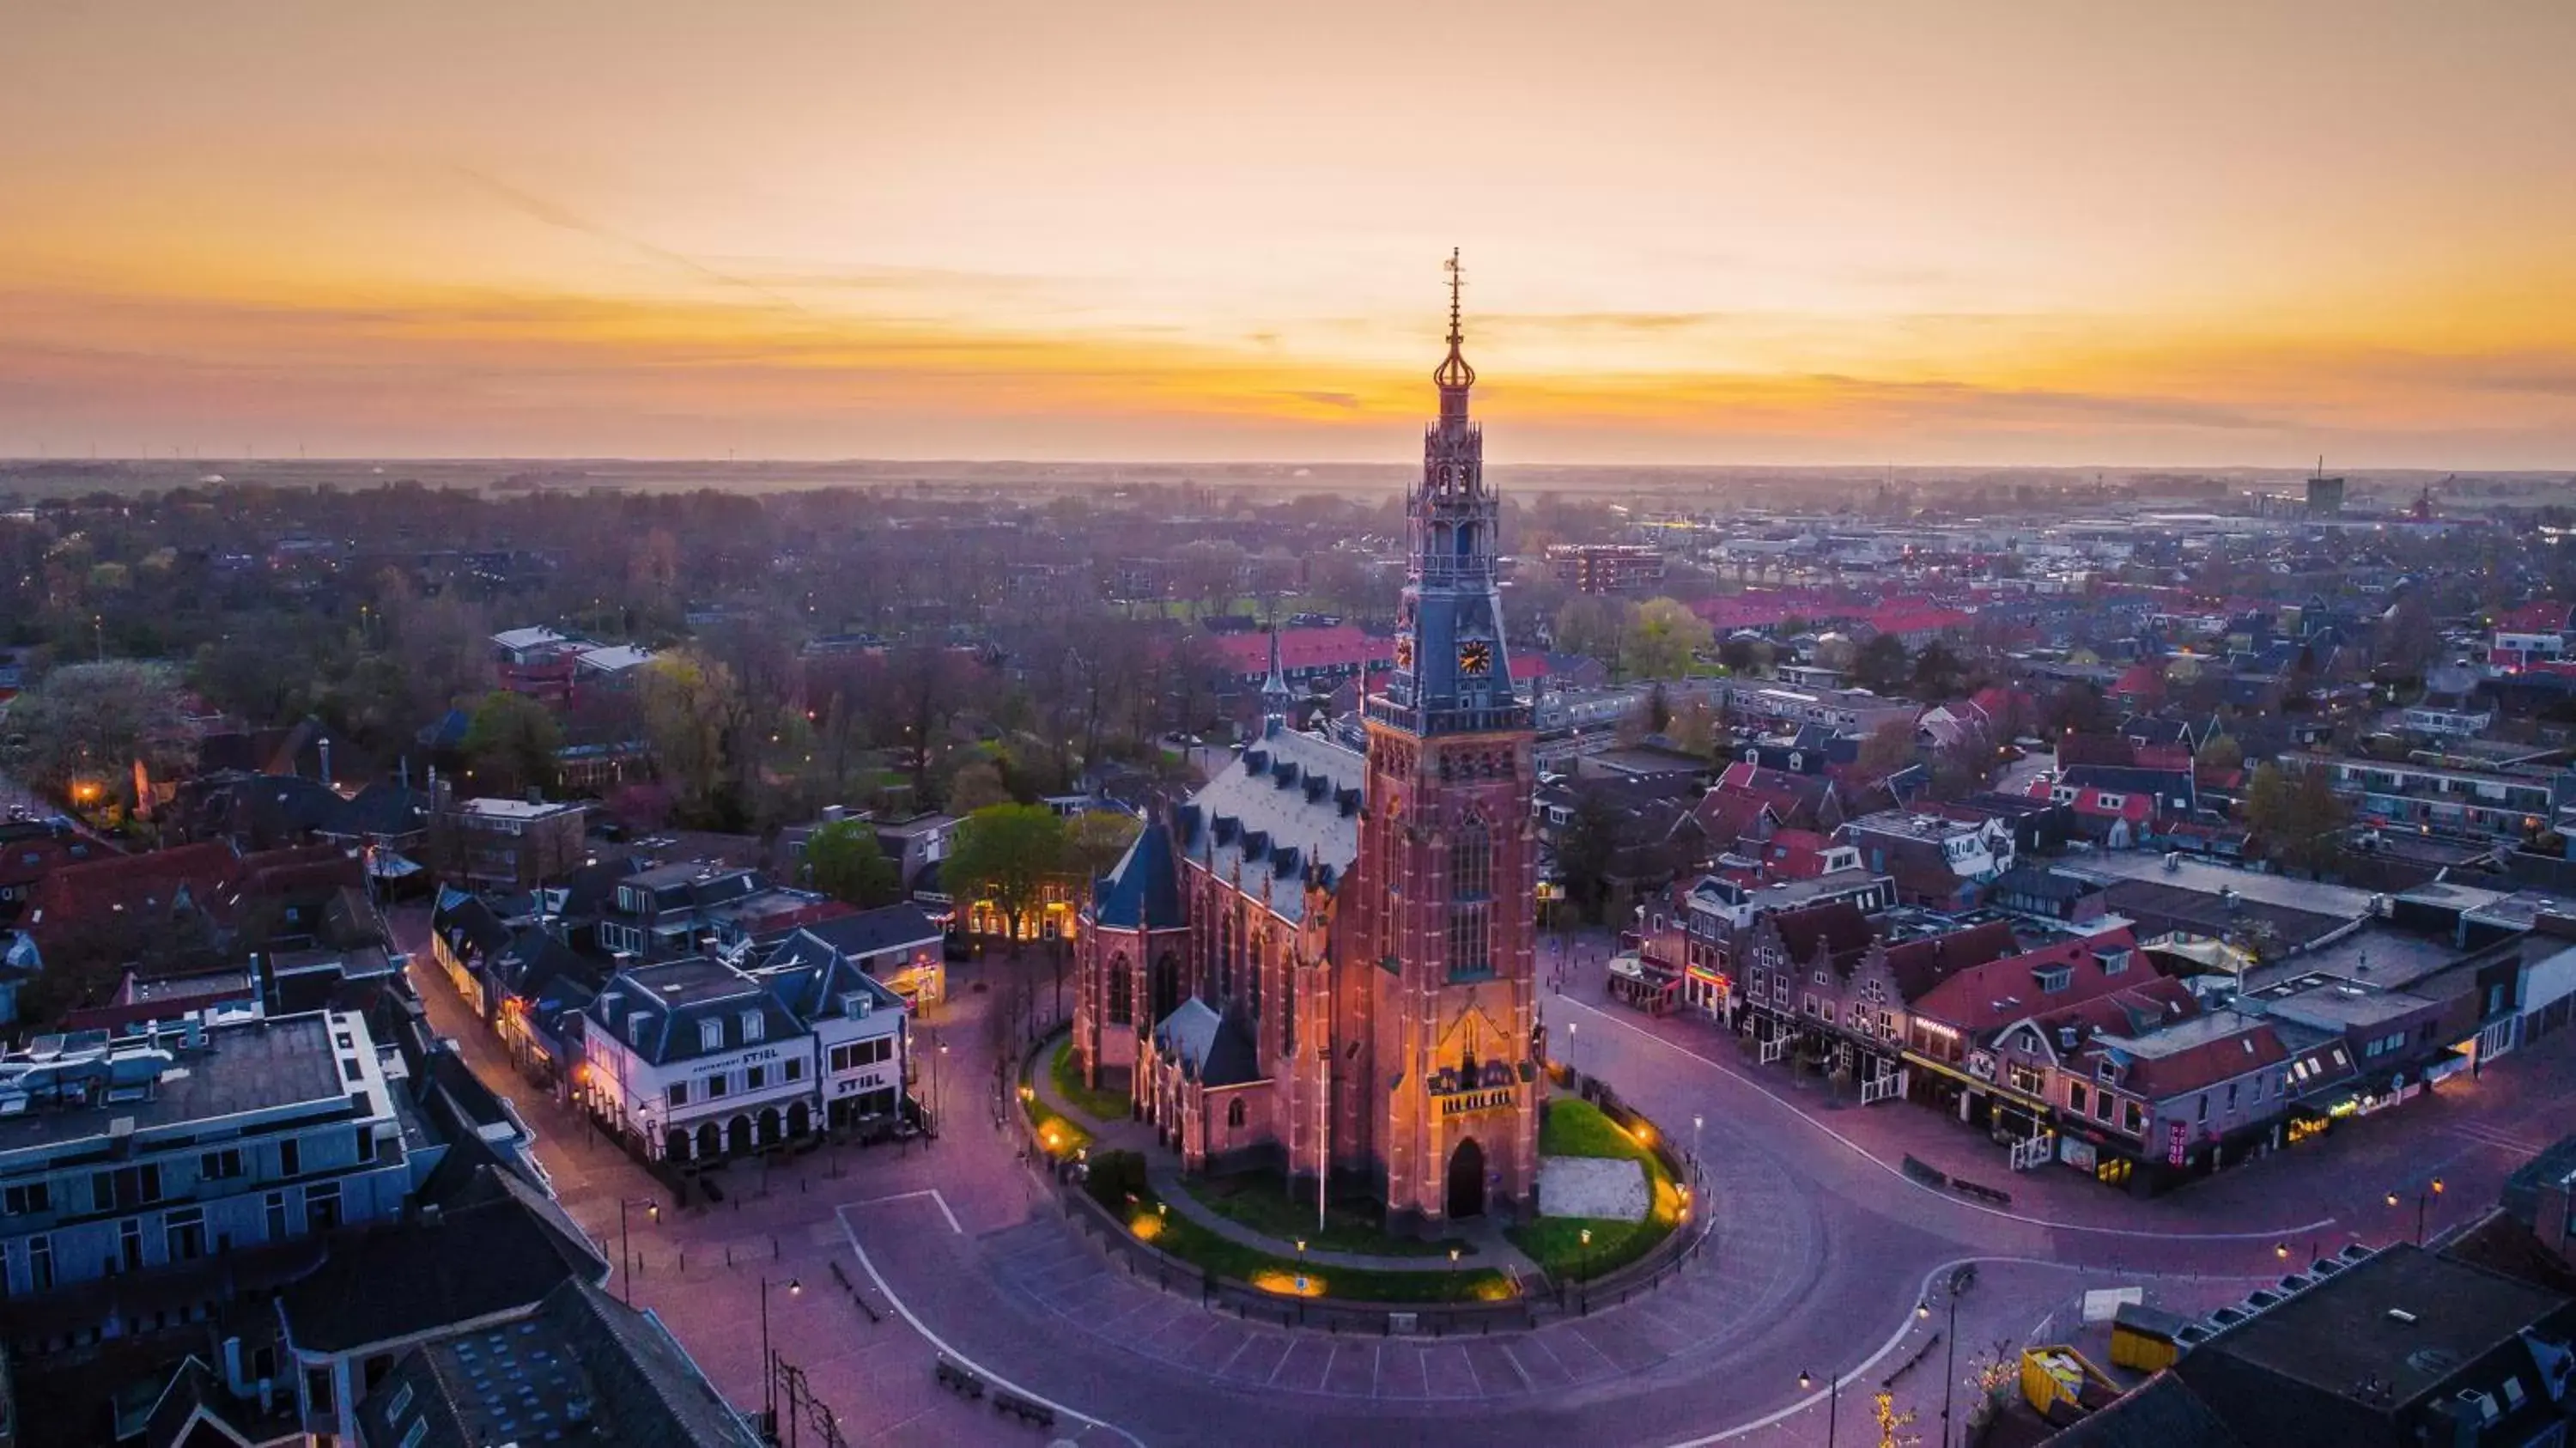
[{"left": 1029, "top": 1031, "right": 1541, "bottom": 1276}]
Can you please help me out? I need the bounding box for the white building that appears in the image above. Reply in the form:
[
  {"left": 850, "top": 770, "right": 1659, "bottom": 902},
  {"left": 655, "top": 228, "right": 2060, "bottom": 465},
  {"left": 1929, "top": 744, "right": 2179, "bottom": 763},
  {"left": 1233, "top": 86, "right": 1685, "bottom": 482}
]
[
  {"left": 750, "top": 944, "right": 909, "bottom": 1130},
  {"left": 578, "top": 958, "right": 819, "bottom": 1164}
]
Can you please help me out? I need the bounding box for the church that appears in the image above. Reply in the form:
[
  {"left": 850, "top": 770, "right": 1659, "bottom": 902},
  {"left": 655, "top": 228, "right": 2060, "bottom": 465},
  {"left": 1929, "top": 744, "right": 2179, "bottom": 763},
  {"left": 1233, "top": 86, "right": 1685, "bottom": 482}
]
[{"left": 1072, "top": 257, "right": 1543, "bottom": 1232}]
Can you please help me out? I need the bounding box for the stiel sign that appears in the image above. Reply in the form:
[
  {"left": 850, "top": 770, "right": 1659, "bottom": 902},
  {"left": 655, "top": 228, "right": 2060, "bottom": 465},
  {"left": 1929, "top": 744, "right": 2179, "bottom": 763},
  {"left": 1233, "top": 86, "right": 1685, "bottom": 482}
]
[{"left": 2166, "top": 1120, "right": 2188, "bottom": 1168}]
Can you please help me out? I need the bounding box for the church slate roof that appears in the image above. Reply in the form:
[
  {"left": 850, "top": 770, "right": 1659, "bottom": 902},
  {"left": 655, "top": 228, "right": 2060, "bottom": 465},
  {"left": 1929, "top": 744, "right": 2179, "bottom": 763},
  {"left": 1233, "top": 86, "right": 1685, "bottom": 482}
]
[
  {"left": 1171, "top": 726, "right": 1363, "bottom": 924},
  {"left": 1093, "top": 821, "right": 1185, "bottom": 930},
  {"left": 1153, "top": 997, "right": 1261, "bottom": 1087}
]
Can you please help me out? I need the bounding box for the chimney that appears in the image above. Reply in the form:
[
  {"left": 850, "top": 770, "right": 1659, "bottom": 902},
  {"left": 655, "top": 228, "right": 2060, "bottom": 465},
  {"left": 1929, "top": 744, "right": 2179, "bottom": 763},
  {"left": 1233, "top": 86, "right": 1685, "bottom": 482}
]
[
  {"left": 319, "top": 736, "right": 333, "bottom": 788},
  {"left": 420, "top": 1202, "right": 443, "bottom": 1227},
  {"left": 821, "top": 805, "right": 846, "bottom": 824},
  {"left": 527, "top": 787, "right": 544, "bottom": 806}
]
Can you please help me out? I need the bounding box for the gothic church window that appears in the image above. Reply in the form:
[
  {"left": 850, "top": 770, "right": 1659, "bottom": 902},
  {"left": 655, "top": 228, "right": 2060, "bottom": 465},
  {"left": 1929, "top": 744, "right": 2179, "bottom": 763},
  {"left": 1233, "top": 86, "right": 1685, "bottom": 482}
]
[{"left": 1108, "top": 953, "right": 1133, "bottom": 1026}]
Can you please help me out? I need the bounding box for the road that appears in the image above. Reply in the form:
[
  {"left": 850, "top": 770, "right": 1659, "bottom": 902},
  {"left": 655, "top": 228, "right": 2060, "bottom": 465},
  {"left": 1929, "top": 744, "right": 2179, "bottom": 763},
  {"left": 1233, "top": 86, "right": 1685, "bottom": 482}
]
[{"left": 389, "top": 905, "right": 2576, "bottom": 1447}]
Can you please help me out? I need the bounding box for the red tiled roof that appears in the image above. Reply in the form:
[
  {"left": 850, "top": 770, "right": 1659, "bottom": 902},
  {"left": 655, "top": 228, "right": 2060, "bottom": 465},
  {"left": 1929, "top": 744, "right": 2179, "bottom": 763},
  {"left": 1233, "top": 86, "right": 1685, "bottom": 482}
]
[
  {"left": 26, "top": 842, "right": 242, "bottom": 934},
  {"left": 1206, "top": 626, "right": 1394, "bottom": 677},
  {"left": 1768, "top": 900, "right": 1874, "bottom": 965},
  {"left": 2091, "top": 1020, "right": 2290, "bottom": 1101},
  {"left": 1880, "top": 920, "right": 2022, "bottom": 1001},
  {"left": 2110, "top": 662, "right": 2166, "bottom": 699},
  {"left": 1908, "top": 928, "right": 2145, "bottom": 1032}
]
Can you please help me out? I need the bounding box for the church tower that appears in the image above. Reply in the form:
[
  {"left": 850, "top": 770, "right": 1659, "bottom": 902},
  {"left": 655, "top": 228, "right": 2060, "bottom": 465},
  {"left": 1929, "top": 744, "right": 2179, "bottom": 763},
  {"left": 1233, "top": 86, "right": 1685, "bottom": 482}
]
[{"left": 1346, "top": 252, "right": 1541, "bottom": 1229}]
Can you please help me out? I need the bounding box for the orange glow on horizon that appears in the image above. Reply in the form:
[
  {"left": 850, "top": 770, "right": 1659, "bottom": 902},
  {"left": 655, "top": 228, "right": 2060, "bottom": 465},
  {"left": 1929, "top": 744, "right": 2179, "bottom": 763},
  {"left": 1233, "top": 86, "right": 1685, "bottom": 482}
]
[{"left": 5, "top": 2, "right": 2572, "bottom": 466}]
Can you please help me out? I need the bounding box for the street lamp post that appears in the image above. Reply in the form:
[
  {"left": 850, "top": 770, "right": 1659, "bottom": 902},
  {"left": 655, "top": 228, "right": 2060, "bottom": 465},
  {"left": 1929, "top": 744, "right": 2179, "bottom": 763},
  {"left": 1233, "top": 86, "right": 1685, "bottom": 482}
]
[
  {"left": 2388, "top": 1177, "right": 2445, "bottom": 1245},
  {"left": 1566, "top": 1019, "right": 1578, "bottom": 1076},
  {"left": 1578, "top": 1226, "right": 1593, "bottom": 1300},
  {"left": 1692, "top": 1113, "right": 1704, "bottom": 1182},
  {"left": 617, "top": 1196, "right": 660, "bottom": 1305},
  {"left": 761, "top": 1276, "right": 801, "bottom": 1440},
  {"left": 1800, "top": 1368, "right": 1840, "bottom": 1448}
]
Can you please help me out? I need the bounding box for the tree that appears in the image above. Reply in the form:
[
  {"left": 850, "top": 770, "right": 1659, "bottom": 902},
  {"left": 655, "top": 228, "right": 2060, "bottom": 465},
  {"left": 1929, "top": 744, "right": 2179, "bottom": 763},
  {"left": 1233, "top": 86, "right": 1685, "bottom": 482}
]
[
  {"left": 945, "top": 803, "right": 1068, "bottom": 954},
  {"left": 2243, "top": 763, "right": 2349, "bottom": 876},
  {"left": 945, "top": 757, "right": 1012, "bottom": 812},
  {"left": 1667, "top": 697, "right": 1723, "bottom": 758},
  {"left": 1716, "top": 636, "right": 1772, "bottom": 677},
  {"left": 2040, "top": 681, "right": 2111, "bottom": 739},
  {"left": 2375, "top": 593, "right": 2440, "bottom": 679},
  {"left": 1554, "top": 792, "right": 1625, "bottom": 924},
  {"left": 1553, "top": 595, "right": 1629, "bottom": 667},
  {"left": 1856, "top": 720, "right": 1919, "bottom": 775},
  {"left": 1852, "top": 634, "right": 1911, "bottom": 693},
  {"left": 636, "top": 648, "right": 746, "bottom": 813},
  {"left": 1622, "top": 598, "right": 1713, "bottom": 682},
  {"left": 2195, "top": 733, "right": 2245, "bottom": 771},
  {"left": 803, "top": 818, "right": 903, "bottom": 909},
  {"left": 1911, "top": 640, "right": 1967, "bottom": 697},
  {"left": 461, "top": 691, "right": 562, "bottom": 797},
  {"left": 3, "top": 660, "right": 197, "bottom": 812}
]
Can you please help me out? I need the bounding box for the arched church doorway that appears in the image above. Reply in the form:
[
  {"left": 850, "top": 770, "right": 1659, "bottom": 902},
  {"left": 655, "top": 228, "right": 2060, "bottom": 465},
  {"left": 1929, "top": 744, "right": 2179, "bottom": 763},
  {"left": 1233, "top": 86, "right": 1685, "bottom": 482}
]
[{"left": 1446, "top": 1137, "right": 1486, "bottom": 1220}]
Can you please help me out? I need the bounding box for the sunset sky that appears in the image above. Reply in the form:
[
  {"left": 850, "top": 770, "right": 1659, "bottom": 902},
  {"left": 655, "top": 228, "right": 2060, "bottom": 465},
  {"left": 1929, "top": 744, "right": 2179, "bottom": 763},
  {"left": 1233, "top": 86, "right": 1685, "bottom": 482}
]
[{"left": 3, "top": 1, "right": 2572, "bottom": 465}]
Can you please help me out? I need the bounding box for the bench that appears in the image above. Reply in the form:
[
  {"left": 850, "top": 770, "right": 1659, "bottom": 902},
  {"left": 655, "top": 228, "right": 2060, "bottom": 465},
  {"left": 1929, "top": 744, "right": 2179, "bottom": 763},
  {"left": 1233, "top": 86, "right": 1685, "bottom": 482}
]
[
  {"left": 992, "top": 1391, "right": 1057, "bottom": 1429},
  {"left": 933, "top": 1356, "right": 984, "bottom": 1399}
]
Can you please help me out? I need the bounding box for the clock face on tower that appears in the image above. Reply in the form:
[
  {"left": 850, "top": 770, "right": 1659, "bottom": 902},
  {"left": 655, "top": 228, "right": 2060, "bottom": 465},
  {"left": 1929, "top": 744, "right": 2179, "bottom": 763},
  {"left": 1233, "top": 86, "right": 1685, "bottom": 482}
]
[
  {"left": 1458, "top": 641, "right": 1492, "bottom": 675},
  {"left": 1394, "top": 636, "right": 1414, "bottom": 671}
]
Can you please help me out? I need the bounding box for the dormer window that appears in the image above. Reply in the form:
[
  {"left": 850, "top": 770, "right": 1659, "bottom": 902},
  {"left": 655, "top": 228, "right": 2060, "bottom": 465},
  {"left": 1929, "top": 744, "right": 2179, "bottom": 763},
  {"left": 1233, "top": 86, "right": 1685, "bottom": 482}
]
[
  {"left": 699, "top": 1019, "right": 723, "bottom": 1052},
  {"left": 741, "top": 1011, "right": 764, "bottom": 1043},
  {"left": 2034, "top": 966, "right": 2072, "bottom": 994},
  {"left": 843, "top": 992, "right": 870, "bottom": 1020},
  {"left": 628, "top": 1014, "right": 647, "bottom": 1046}
]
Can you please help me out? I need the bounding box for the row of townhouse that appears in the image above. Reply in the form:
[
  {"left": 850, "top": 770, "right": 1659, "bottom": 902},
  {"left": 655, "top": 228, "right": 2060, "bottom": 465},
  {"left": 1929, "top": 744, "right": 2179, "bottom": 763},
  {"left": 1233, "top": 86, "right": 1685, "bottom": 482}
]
[
  {"left": 1717, "top": 894, "right": 2523, "bottom": 1196},
  {"left": 2281, "top": 752, "right": 2575, "bottom": 843}
]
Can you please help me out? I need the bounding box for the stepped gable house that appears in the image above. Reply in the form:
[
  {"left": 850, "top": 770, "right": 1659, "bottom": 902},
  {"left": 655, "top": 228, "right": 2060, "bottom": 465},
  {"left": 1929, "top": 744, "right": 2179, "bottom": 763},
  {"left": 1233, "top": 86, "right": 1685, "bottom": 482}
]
[{"left": 1072, "top": 257, "right": 1544, "bottom": 1232}]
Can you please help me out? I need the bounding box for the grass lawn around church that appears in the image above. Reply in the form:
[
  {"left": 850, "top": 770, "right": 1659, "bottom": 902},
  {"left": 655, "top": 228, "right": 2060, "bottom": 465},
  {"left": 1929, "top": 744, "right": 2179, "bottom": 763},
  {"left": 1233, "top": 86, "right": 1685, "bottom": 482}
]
[
  {"left": 1174, "top": 1171, "right": 1471, "bottom": 1258},
  {"left": 1117, "top": 1189, "right": 1515, "bottom": 1304},
  {"left": 1047, "top": 1036, "right": 1133, "bottom": 1123},
  {"left": 1508, "top": 1097, "right": 1686, "bottom": 1284}
]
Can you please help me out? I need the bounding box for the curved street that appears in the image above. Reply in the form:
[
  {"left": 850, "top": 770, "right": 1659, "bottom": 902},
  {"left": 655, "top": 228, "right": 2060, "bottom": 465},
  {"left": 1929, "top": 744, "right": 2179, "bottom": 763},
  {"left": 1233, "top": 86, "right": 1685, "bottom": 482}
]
[{"left": 395, "top": 909, "right": 2576, "bottom": 1446}]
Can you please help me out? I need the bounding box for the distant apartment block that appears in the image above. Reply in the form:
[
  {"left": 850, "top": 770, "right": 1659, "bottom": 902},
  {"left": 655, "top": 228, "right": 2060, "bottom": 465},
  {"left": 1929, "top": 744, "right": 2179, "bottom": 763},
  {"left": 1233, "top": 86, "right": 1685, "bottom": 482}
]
[{"left": 1546, "top": 543, "right": 1666, "bottom": 594}]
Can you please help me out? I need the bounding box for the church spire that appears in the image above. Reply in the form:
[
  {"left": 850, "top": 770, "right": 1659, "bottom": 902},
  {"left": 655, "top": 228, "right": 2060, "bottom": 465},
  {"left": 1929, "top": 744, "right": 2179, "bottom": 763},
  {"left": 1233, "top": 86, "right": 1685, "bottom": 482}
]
[
  {"left": 1261, "top": 624, "right": 1293, "bottom": 734},
  {"left": 1433, "top": 249, "right": 1475, "bottom": 418}
]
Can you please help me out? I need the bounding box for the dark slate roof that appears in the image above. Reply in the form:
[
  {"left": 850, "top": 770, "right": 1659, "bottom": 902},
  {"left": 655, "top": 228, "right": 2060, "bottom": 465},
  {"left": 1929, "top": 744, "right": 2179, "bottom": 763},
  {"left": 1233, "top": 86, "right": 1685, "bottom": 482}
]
[
  {"left": 1153, "top": 997, "right": 1262, "bottom": 1088},
  {"left": 277, "top": 1165, "right": 606, "bottom": 1354},
  {"left": 338, "top": 780, "right": 433, "bottom": 839},
  {"left": 431, "top": 887, "right": 512, "bottom": 958},
  {"left": 586, "top": 958, "right": 805, "bottom": 1067},
  {"left": 2038, "top": 1371, "right": 2243, "bottom": 1448},
  {"left": 788, "top": 902, "right": 943, "bottom": 959},
  {"left": 1170, "top": 727, "right": 1362, "bottom": 924},
  {"left": 1093, "top": 820, "right": 1184, "bottom": 930},
  {"left": 358, "top": 1278, "right": 762, "bottom": 1448}
]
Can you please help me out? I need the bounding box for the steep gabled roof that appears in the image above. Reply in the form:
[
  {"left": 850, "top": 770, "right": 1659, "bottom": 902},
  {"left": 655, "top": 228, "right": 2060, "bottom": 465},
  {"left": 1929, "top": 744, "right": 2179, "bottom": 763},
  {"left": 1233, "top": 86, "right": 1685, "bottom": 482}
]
[{"left": 1093, "top": 821, "right": 1184, "bottom": 930}]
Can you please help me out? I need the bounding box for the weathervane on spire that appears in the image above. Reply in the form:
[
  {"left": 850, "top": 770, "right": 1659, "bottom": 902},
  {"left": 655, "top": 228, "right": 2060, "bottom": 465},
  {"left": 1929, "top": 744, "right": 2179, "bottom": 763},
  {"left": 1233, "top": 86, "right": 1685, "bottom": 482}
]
[{"left": 1434, "top": 247, "right": 1476, "bottom": 392}]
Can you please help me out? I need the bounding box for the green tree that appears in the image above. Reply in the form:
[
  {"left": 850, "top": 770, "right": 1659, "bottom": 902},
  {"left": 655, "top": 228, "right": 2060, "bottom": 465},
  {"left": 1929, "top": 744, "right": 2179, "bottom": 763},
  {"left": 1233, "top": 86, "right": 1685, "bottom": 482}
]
[
  {"left": 945, "top": 803, "right": 1068, "bottom": 954},
  {"left": 1553, "top": 595, "right": 1630, "bottom": 667},
  {"left": 461, "top": 691, "right": 563, "bottom": 797},
  {"left": 802, "top": 818, "right": 903, "bottom": 908},
  {"left": 2, "top": 660, "right": 197, "bottom": 812},
  {"left": 2195, "top": 733, "right": 2245, "bottom": 771},
  {"left": 1622, "top": 598, "right": 1714, "bottom": 681},
  {"left": 636, "top": 648, "right": 746, "bottom": 811}
]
